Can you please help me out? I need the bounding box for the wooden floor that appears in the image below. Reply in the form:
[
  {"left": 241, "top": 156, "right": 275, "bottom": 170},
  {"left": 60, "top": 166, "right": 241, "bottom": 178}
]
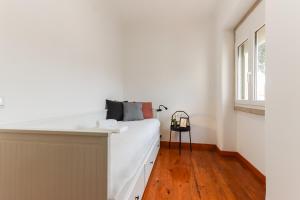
[{"left": 143, "top": 146, "right": 266, "bottom": 200}]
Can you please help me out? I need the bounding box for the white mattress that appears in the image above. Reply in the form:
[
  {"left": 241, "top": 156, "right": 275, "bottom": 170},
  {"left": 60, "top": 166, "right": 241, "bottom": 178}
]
[{"left": 110, "top": 119, "right": 160, "bottom": 199}]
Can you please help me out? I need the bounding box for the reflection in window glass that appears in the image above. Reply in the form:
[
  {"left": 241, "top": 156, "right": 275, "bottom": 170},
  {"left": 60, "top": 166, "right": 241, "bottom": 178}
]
[
  {"left": 255, "top": 26, "right": 266, "bottom": 101},
  {"left": 237, "top": 40, "right": 249, "bottom": 101}
]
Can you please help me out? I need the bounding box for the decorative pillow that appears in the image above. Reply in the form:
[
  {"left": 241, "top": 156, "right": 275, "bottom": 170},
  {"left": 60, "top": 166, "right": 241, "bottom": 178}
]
[
  {"left": 142, "top": 102, "right": 153, "bottom": 119},
  {"left": 123, "top": 102, "right": 144, "bottom": 121},
  {"left": 106, "top": 100, "right": 124, "bottom": 121}
]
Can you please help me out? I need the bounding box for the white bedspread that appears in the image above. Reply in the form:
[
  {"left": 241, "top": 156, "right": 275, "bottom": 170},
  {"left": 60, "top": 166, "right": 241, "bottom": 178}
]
[{"left": 110, "top": 119, "right": 160, "bottom": 199}]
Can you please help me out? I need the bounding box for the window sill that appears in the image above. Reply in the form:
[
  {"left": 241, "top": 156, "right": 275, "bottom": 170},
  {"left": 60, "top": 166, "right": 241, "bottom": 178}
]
[{"left": 234, "top": 105, "right": 265, "bottom": 116}]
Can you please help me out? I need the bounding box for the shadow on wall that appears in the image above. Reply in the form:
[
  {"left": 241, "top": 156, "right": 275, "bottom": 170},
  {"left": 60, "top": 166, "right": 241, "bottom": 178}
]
[{"left": 159, "top": 113, "right": 217, "bottom": 144}]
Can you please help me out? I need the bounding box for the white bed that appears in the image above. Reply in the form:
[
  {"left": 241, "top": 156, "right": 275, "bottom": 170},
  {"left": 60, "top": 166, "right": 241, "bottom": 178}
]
[
  {"left": 110, "top": 119, "right": 160, "bottom": 199},
  {"left": 0, "top": 112, "right": 160, "bottom": 200}
]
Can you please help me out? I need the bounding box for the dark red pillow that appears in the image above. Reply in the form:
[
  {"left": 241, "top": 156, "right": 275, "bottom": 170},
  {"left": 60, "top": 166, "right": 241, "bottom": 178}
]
[{"left": 142, "top": 102, "right": 153, "bottom": 119}]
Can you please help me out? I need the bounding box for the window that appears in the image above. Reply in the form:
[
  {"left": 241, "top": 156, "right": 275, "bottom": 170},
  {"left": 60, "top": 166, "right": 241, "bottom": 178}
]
[
  {"left": 235, "top": 0, "right": 265, "bottom": 111},
  {"left": 235, "top": 25, "right": 266, "bottom": 108},
  {"left": 255, "top": 26, "right": 266, "bottom": 101},
  {"left": 237, "top": 40, "right": 249, "bottom": 101}
]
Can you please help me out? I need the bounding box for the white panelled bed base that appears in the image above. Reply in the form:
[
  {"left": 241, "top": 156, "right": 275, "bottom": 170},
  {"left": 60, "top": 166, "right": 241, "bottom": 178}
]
[
  {"left": 114, "top": 137, "right": 160, "bottom": 200},
  {"left": 0, "top": 131, "right": 109, "bottom": 200},
  {"left": 0, "top": 129, "right": 160, "bottom": 200},
  {"left": 0, "top": 115, "right": 161, "bottom": 200}
]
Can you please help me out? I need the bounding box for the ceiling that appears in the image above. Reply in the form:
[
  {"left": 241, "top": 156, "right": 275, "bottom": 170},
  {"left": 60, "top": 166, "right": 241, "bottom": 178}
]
[{"left": 110, "top": 0, "right": 219, "bottom": 23}]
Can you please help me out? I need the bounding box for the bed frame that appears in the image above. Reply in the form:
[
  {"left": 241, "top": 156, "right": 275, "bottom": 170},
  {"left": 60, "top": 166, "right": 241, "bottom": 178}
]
[{"left": 0, "top": 121, "right": 160, "bottom": 200}]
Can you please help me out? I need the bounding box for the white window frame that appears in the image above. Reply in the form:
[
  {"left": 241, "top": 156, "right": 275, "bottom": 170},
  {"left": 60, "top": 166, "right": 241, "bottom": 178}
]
[
  {"left": 253, "top": 25, "right": 266, "bottom": 106},
  {"left": 235, "top": 1, "right": 265, "bottom": 110},
  {"left": 235, "top": 37, "right": 251, "bottom": 107}
]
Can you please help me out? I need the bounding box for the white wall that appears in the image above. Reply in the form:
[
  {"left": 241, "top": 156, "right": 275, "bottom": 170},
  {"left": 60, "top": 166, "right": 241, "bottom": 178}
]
[
  {"left": 122, "top": 21, "right": 217, "bottom": 144},
  {"left": 235, "top": 1, "right": 266, "bottom": 174},
  {"left": 0, "top": 0, "right": 123, "bottom": 124},
  {"left": 214, "top": 0, "right": 257, "bottom": 152},
  {"left": 214, "top": 0, "right": 256, "bottom": 152},
  {"left": 232, "top": 1, "right": 266, "bottom": 174},
  {"left": 236, "top": 112, "right": 265, "bottom": 173},
  {"left": 214, "top": 0, "right": 265, "bottom": 174},
  {"left": 266, "top": 0, "right": 300, "bottom": 199},
  {"left": 214, "top": 25, "right": 236, "bottom": 151}
]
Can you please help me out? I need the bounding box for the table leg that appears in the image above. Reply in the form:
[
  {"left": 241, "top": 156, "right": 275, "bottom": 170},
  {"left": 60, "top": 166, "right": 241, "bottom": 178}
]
[
  {"left": 169, "top": 130, "right": 172, "bottom": 149},
  {"left": 179, "top": 131, "right": 181, "bottom": 154},
  {"left": 189, "top": 130, "right": 192, "bottom": 152}
]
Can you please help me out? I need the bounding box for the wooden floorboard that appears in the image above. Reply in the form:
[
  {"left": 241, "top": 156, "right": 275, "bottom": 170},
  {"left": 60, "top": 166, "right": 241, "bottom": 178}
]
[{"left": 143, "top": 147, "right": 266, "bottom": 200}]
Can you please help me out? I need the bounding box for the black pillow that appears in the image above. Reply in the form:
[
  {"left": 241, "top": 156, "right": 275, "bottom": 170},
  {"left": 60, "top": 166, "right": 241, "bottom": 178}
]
[{"left": 106, "top": 100, "right": 124, "bottom": 121}]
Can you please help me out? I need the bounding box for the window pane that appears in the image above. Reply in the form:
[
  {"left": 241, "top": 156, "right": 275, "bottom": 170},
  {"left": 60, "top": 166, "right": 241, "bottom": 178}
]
[
  {"left": 237, "top": 40, "right": 249, "bottom": 101},
  {"left": 255, "top": 26, "right": 266, "bottom": 101}
]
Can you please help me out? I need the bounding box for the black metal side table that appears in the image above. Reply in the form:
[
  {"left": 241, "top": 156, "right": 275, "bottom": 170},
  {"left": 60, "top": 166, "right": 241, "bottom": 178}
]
[{"left": 169, "top": 111, "right": 192, "bottom": 154}]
